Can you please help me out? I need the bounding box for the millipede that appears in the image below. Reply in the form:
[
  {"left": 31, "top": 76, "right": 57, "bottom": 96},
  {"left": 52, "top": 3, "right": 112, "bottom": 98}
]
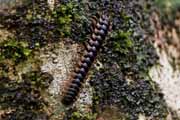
[{"left": 61, "top": 14, "right": 111, "bottom": 106}]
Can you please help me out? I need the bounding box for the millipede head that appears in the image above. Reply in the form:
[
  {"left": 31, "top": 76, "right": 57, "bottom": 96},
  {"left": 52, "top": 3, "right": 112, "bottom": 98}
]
[
  {"left": 91, "top": 13, "right": 110, "bottom": 30},
  {"left": 91, "top": 16, "right": 98, "bottom": 30},
  {"left": 92, "top": 16, "right": 98, "bottom": 22},
  {"left": 91, "top": 13, "right": 104, "bottom": 29},
  {"left": 91, "top": 16, "right": 97, "bottom": 23}
]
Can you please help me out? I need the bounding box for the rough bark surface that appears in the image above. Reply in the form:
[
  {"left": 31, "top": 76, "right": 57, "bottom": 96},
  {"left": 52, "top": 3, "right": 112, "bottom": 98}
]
[{"left": 0, "top": 0, "right": 180, "bottom": 120}]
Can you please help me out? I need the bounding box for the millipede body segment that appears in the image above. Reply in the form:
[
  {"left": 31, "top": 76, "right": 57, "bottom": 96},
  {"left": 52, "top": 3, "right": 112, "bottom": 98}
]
[{"left": 61, "top": 14, "right": 110, "bottom": 106}]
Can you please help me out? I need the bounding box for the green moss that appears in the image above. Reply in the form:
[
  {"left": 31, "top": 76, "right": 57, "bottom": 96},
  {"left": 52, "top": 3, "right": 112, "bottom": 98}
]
[
  {"left": 1, "top": 1, "right": 57, "bottom": 48},
  {"left": 1, "top": 0, "right": 87, "bottom": 47},
  {"left": 53, "top": 2, "right": 81, "bottom": 37},
  {"left": 69, "top": 111, "right": 96, "bottom": 120},
  {"left": 0, "top": 39, "right": 32, "bottom": 63},
  {"left": 111, "top": 30, "right": 133, "bottom": 54},
  {"left": 0, "top": 36, "right": 52, "bottom": 119},
  {"left": 120, "top": 11, "right": 131, "bottom": 24}
]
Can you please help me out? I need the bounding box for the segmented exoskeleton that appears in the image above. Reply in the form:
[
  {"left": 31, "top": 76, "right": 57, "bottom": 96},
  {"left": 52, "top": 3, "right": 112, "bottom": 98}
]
[{"left": 61, "top": 14, "right": 111, "bottom": 106}]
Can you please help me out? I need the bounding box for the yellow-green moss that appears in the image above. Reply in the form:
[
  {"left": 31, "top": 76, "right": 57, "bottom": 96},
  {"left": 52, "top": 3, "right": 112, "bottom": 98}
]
[
  {"left": 111, "top": 30, "right": 133, "bottom": 54},
  {"left": 0, "top": 40, "right": 32, "bottom": 63},
  {"left": 68, "top": 111, "right": 96, "bottom": 120},
  {"left": 53, "top": 2, "right": 82, "bottom": 37}
]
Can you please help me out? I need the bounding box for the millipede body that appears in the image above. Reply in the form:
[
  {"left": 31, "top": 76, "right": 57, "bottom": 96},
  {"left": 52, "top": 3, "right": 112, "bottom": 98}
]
[{"left": 61, "top": 14, "right": 110, "bottom": 106}]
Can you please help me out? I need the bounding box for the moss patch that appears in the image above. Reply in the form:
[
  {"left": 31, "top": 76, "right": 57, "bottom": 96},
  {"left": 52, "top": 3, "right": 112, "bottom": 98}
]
[
  {"left": 111, "top": 30, "right": 133, "bottom": 54},
  {"left": 63, "top": 109, "right": 97, "bottom": 120},
  {"left": 0, "top": 0, "right": 87, "bottom": 48},
  {"left": 53, "top": 2, "right": 79, "bottom": 37},
  {"left": 0, "top": 40, "right": 32, "bottom": 63}
]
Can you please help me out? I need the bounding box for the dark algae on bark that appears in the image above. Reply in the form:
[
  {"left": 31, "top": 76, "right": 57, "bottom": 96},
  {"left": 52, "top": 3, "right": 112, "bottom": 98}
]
[
  {"left": 0, "top": 0, "right": 171, "bottom": 120},
  {"left": 79, "top": 0, "right": 168, "bottom": 120},
  {"left": 0, "top": 71, "right": 53, "bottom": 120}
]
